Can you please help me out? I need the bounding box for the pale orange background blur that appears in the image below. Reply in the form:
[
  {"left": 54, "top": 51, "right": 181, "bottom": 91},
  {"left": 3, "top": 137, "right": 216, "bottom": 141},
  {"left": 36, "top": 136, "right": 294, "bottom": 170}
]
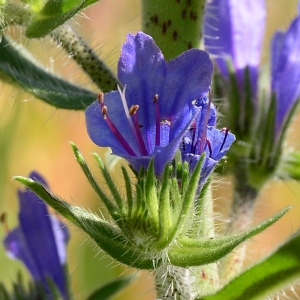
[{"left": 0, "top": 1, "right": 300, "bottom": 299}]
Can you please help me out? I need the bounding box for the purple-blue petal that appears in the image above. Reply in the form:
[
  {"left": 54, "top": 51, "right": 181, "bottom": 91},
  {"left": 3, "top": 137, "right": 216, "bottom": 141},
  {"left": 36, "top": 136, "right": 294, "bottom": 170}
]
[
  {"left": 204, "top": 0, "right": 265, "bottom": 96},
  {"left": 160, "top": 49, "right": 213, "bottom": 139},
  {"left": 3, "top": 171, "right": 69, "bottom": 300},
  {"left": 206, "top": 127, "right": 236, "bottom": 161},
  {"left": 271, "top": 16, "right": 300, "bottom": 134},
  {"left": 4, "top": 227, "right": 40, "bottom": 279},
  {"left": 85, "top": 91, "right": 139, "bottom": 156}
]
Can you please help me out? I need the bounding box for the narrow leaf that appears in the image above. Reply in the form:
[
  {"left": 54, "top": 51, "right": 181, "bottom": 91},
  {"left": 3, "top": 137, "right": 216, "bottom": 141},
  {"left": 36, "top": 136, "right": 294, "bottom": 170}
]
[
  {"left": 200, "top": 229, "right": 300, "bottom": 300},
  {"left": 0, "top": 35, "right": 97, "bottom": 110}
]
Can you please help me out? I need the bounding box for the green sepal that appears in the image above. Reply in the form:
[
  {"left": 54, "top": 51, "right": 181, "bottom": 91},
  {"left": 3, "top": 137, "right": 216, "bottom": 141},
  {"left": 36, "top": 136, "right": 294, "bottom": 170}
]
[
  {"left": 25, "top": 0, "right": 99, "bottom": 38},
  {"left": 86, "top": 274, "right": 134, "bottom": 300},
  {"left": 70, "top": 142, "right": 119, "bottom": 218},
  {"left": 248, "top": 93, "right": 277, "bottom": 189},
  {"left": 199, "top": 228, "right": 300, "bottom": 300},
  {"left": 0, "top": 35, "right": 97, "bottom": 110},
  {"left": 167, "top": 206, "right": 291, "bottom": 267},
  {"left": 93, "top": 152, "right": 125, "bottom": 214},
  {"left": 13, "top": 176, "right": 157, "bottom": 270}
]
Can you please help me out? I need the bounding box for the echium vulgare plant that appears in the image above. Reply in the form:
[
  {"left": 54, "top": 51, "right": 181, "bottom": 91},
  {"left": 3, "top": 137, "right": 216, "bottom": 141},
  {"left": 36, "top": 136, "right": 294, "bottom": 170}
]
[{"left": 1, "top": 0, "right": 300, "bottom": 300}]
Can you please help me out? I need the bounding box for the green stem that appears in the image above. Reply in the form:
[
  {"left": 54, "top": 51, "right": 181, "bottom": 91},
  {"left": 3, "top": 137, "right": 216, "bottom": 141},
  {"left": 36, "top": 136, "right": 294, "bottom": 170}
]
[
  {"left": 192, "top": 184, "right": 219, "bottom": 295},
  {"left": 220, "top": 159, "right": 258, "bottom": 282},
  {"left": 2, "top": 4, "right": 119, "bottom": 93},
  {"left": 142, "top": 0, "right": 206, "bottom": 60},
  {"left": 50, "top": 24, "right": 120, "bottom": 92},
  {"left": 155, "top": 265, "right": 194, "bottom": 299}
]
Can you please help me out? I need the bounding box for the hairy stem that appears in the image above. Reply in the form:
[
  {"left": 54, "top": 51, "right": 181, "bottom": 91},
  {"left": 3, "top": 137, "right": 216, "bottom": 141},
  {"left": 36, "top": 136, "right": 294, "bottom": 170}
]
[
  {"left": 155, "top": 265, "right": 195, "bottom": 300},
  {"left": 191, "top": 184, "right": 219, "bottom": 296},
  {"left": 220, "top": 159, "right": 258, "bottom": 282},
  {"left": 50, "top": 24, "right": 120, "bottom": 92}
]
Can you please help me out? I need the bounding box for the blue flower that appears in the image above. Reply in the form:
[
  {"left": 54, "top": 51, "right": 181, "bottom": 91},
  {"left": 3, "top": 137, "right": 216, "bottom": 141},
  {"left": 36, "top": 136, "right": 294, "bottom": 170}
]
[
  {"left": 203, "top": 0, "right": 265, "bottom": 101},
  {"left": 271, "top": 12, "right": 300, "bottom": 134},
  {"left": 3, "top": 171, "right": 69, "bottom": 300},
  {"left": 204, "top": 0, "right": 300, "bottom": 137},
  {"left": 180, "top": 95, "right": 235, "bottom": 184},
  {"left": 85, "top": 32, "right": 213, "bottom": 174}
]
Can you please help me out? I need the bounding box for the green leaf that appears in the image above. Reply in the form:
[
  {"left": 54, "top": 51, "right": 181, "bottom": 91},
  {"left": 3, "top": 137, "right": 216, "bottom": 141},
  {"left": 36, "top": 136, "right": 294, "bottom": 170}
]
[
  {"left": 26, "top": 0, "right": 99, "bottom": 38},
  {"left": 86, "top": 275, "right": 134, "bottom": 300},
  {"left": 168, "top": 206, "right": 291, "bottom": 267},
  {"left": 200, "top": 229, "right": 300, "bottom": 300},
  {"left": 13, "top": 176, "right": 157, "bottom": 270},
  {"left": 0, "top": 35, "right": 97, "bottom": 109}
]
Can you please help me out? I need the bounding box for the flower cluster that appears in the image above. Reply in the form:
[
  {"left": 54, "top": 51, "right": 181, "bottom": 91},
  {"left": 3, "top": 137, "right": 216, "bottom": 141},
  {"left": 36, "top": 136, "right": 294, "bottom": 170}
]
[
  {"left": 86, "top": 32, "right": 235, "bottom": 182},
  {"left": 204, "top": 0, "right": 300, "bottom": 139},
  {"left": 203, "top": 0, "right": 300, "bottom": 184},
  {"left": 3, "top": 172, "right": 70, "bottom": 300}
]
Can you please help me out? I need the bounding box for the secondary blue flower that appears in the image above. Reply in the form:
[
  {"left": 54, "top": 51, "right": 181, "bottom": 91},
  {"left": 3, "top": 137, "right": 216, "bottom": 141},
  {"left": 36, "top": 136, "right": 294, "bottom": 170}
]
[
  {"left": 271, "top": 12, "right": 300, "bottom": 134},
  {"left": 86, "top": 32, "right": 213, "bottom": 174},
  {"left": 3, "top": 171, "right": 69, "bottom": 300},
  {"left": 180, "top": 95, "right": 235, "bottom": 184},
  {"left": 203, "top": 0, "right": 265, "bottom": 100},
  {"left": 204, "top": 0, "right": 300, "bottom": 137}
]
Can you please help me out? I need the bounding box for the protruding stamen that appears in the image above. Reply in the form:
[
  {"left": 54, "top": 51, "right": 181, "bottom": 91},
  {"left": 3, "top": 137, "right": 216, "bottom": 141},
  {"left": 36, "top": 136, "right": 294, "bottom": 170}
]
[
  {"left": 153, "top": 94, "right": 160, "bottom": 146},
  {"left": 199, "top": 90, "right": 213, "bottom": 153},
  {"left": 219, "top": 127, "right": 229, "bottom": 152},
  {"left": 98, "top": 92, "right": 104, "bottom": 105},
  {"left": 129, "top": 105, "right": 148, "bottom": 155},
  {"left": 102, "top": 106, "right": 108, "bottom": 119},
  {"left": 206, "top": 138, "right": 212, "bottom": 157},
  {"left": 129, "top": 105, "right": 139, "bottom": 115},
  {"left": 189, "top": 120, "right": 197, "bottom": 153},
  {"left": 100, "top": 104, "right": 137, "bottom": 156},
  {"left": 118, "top": 85, "right": 149, "bottom": 156}
]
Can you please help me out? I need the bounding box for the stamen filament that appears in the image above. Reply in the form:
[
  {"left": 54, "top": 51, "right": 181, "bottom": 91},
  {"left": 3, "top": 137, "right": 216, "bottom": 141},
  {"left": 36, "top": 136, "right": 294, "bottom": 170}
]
[
  {"left": 199, "top": 90, "right": 213, "bottom": 153},
  {"left": 206, "top": 138, "right": 212, "bottom": 157},
  {"left": 101, "top": 105, "right": 137, "bottom": 156},
  {"left": 190, "top": 121, "right": 197, "bottom": 153},
  {"left": 130, "top": 105, "right": 149, "bottom": 155},
  {"left": 219, "top": 127, "right": 229, "bottom": 152},
  {"left": 153, "top": 94, "right": 160, "bottom": 146}
]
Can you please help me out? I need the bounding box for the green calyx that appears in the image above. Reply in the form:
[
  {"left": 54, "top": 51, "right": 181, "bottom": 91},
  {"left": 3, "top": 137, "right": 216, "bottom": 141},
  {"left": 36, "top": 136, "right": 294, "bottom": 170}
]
[{"left": 13, "top": 143, "right": 291, "bottom": 270}]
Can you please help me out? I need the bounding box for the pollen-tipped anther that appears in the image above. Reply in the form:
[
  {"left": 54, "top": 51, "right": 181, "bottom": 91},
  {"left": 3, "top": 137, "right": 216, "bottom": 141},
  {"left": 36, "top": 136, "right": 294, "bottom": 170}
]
[{"left": 98, "top": 92, "right": 104, "bottom": 104}]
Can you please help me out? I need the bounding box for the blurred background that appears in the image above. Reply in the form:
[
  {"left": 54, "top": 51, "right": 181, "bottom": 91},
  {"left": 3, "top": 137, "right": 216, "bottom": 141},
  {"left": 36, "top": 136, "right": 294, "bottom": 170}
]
[{"left": 0, "top": 0, "right": 300, "bottom": 299}]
